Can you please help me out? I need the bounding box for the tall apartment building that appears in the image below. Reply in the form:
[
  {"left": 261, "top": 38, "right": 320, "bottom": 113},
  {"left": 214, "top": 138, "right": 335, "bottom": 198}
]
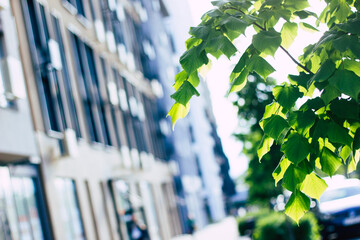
[
  {"left": 158, "top": 0, "right": 236, "bottom": 231},
  {"left": 1, "top": 0, "right": 183, "bottom": 239}
]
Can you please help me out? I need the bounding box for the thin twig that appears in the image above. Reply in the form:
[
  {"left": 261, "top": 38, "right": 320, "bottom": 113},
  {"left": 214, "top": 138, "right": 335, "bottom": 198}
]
[
  {"left": 223, "top": 5, "right": 314, "bottom": 75},
  {"left": 280, "top": 46, "right": 314, "bottom": 74}
]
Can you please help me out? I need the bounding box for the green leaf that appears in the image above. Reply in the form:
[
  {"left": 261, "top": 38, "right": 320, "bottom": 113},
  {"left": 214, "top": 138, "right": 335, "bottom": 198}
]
[
  {"left": 282, "top": 165, "right": 307, "bottom": 191},
  {"left": 281, "top": 22, "right": 298, "bottom": 50},
  {"left": 327, "top": 121, "right": 353, "bottom": 146},
  {"left": 170, "top": 81, "right": 200, "bottom": 106},
  {"left": 353, "top": 128, "right": 360, "bottom": 151},
  {"left": 330, "top": 98, "right": 359, "bottom": 121},
  {"left": 335, "top": 0, "right": 352, "bottom": 22},
  {"left": 319, "top": 147, "right": 342, "bottom": 176},
  {"left": 167, "top": 103, "right": 190, "bottom": 130},
  {"left": 288, "top": 72, "right": 312, "bottom": 90},
  {"left": 288, "top": 110, "right": 316, "bottom": 135},
  {"left": 300, "top": 173, "right": 328, "bottom": 201},
  {"left": 185, "top": 37, "right": 202, "bottom": 49},
  {"left": 273, "top": 84, "right": 304, "bottom": 111},
  {"left": 340, "top": 145, "right": 352, "bottom": 162},
  {"left": 180, "top": 43, "right": 209, "bottom": 74},
  {"left": 299, "top": 97, "right": 325, "bottom": 111},
  {"left": 349, "top": 149, "right": 360, "bottom": 173},
  {"left": 229, "top": 69, "right": 249, "bottom": 93},
  {"left": 333, "top": 35, "right": 360, "bottom": 58},
  {"left": 205, "top": 30, "right": 238, "bottom": 59},
  {"left": 311, "top": 59, "right": 336, "bottom": 83},
  {"left": 294, "top": 10, "right": 318, "bottom": 19},
  {"left": 189, "top": 25, "right": 211, "bottom": 39},
  {"left": 220, "top": 15, "right": 249, "bottom": 40},
  {"left": 273, "top": 158, "right": 292, "bottom": 186},
  {"left": 343, "top": 59, "right": 360, "bottom": 77},
  {"left": 281, "top": 132, "right": 311, "bottom": 165},
  {"left": 202, "top": 9, "right": 223, "bottom": 19},
  {"left": 252, "top": 28, "right": 281, "bottom": 56},
  {"left": 230, "top": 52, "right": 250, "bottom": 82},
  {"left": 262, "top": 102, "right": 282, "bottom": 120},
  {"left": 284, "top": 0, "right": 310, "bottom": 11},
  {"left": 258, "top": 136, "right": 274, "bottom": 161},
  {"left": 299, "top": 22, "right": 319, "bottom": 32},
  {"left": 336, "top": 18, "right": 360, "bottom": 34},
  {"left": 248, "top": 55, "right": 275, "bottom": 79},
  {"left": 263, "top": 115, "right": 290, "bottom": 140},
  {"left": 173, "top": 71, "right": 188, "bottom": 91},
  {"left": 285, "top": 190, "right": 310, "bottom": 224},
  {"left": 328, "top": 70, "right": 360, "bottom": 100},
  {"left": 321, "top": 85, "right": 341, "bottom": 105},
  {"left": 173, "top": 71, "right": 200, "bottom": 91}
]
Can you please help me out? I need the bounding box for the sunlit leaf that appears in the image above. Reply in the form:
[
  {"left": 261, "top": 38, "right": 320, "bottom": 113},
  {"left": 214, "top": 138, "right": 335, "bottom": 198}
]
[
  {"left": 167, "top": 103, "right": 190, "bottom": 130},
  {"left": 273, "top": 158, "right": 292, "bottom": 186},
  {"left": 299, "top": 22, "right": 319, "bottom": 32},
  {"left": 281, "top": 22, "right": 298, "bottom": 50},
  {"left": 300, "top": 173, "right": 328, "bottom": 201},
  {"left": 229, "top": 69, "right": 249, "bottom": 93},
  {"left": 258, "top": 136, "right": 274, "bottom": 161},
  {"left": 319, "top": 147, "right": 342, "bottom": 176},
  {"left": 285, "top": 190, "right": 310, "bottom": 224}
]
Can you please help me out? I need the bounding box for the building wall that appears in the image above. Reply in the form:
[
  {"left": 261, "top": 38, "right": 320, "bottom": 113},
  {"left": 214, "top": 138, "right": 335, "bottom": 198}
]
[{"left": 7, "top": 0, "right": 182, "bottom": 239}]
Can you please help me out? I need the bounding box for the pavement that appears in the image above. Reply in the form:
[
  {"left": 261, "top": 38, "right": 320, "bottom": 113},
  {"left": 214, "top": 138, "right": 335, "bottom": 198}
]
[{"left": 170, "top": 217, "right": 251, "bottom": 240}]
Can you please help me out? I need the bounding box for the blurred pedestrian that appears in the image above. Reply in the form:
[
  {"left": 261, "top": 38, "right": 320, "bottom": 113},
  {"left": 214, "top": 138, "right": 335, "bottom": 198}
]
[
  {"left": 129, "top": 214, "right": 150, "bottom": 240},
  {"left": 186, "top": 214, "right": 196, "bottom": 234}
]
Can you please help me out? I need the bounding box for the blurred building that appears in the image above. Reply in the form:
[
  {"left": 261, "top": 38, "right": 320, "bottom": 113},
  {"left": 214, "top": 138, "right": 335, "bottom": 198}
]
[
  {"left": 0, "top": 0, "right": 234, "bottom": 239},
  {"left": 163, "top": 0, "right": 236, "bottom": 231},
  {"left": 1, "top": 0, "right": 183, "bottom": 239}
]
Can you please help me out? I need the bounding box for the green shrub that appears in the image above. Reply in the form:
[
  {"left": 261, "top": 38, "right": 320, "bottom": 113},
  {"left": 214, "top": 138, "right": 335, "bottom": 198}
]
[
  {"left": 252, "top": 212, "right": 320, "bottom": 240},
  {"left": 237, "top": 209, "right": 271, "bottom": 236}
]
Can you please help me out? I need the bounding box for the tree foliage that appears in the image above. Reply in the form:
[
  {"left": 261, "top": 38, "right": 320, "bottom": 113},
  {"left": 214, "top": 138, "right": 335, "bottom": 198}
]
[
  {"left": 232, "top": 75, "right": 283, "bottom": 205},
  {"left": 168, "top": 0, "right": 360, "bottom": 223}
]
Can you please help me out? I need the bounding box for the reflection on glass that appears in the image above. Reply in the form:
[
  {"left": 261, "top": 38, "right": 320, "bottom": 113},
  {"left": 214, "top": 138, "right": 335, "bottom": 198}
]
[
  {"left": 54, "top": 178, "right": 86, "bottom": 240},
  {"left": 0, "top": 167, "right": 45, "bottom": 240}
]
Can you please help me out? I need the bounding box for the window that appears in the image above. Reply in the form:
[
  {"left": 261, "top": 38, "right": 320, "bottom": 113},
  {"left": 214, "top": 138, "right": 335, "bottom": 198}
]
[
  {"left": 62, "top": 0, "right": 87, "bottom": 18},
  {"left": 21, "top": 0, "right": 80, "bottom": 136},
  {"left": 0, "top": 165, "right": 52, "bottom": 240},
  {"left": 54, "top": 178, "right": 86, "bottom": 240},
  {"left": 0, "top": 30, "right": 9, "bottom": 108},
  {"left": 109, "top": 180, "right": 148, "bottom": 240},
  {"left": 142, "top": 96, "right": 166, "bottom": 159},
  {"left": 69, "top": 33, "right": 112, "bottom": 145}
]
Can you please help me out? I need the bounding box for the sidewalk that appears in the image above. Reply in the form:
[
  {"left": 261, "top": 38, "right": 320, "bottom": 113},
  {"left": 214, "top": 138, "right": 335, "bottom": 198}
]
[{"left": 171, "top": 217, "right": 250, "bottom": 240}]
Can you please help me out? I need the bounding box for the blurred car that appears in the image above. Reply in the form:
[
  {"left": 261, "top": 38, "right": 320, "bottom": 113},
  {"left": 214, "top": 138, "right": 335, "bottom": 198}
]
[{"left": 316, "top": 175, "right": 360, "bottom": 240}]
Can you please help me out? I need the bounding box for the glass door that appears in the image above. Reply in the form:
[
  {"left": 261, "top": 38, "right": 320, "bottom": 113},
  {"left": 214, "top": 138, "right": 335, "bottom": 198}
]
[{"left": 0, "top": 164, "right": 52, "bottom": 240}]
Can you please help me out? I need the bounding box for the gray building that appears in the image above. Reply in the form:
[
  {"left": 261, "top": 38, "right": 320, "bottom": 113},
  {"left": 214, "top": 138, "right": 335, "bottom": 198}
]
[{"left": 1, "top": 0, "right": 183, "bottom": 239}]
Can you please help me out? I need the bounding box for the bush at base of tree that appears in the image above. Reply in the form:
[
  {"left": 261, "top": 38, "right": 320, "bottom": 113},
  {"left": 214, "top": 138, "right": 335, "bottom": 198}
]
[{"left": 249, "top": 211, "right": 320, "bottom": 240}]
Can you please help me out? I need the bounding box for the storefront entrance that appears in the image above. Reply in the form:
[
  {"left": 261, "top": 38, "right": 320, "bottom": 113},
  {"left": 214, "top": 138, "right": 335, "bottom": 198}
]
[{"left": 0, "top": 163, "right": 51, "bottom": 240}]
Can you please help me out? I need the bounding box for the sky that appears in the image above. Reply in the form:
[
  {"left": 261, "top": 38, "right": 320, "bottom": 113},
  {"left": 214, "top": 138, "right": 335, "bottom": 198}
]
[{"left": 186, "top": 0, "right": 326, "bottom": 178}]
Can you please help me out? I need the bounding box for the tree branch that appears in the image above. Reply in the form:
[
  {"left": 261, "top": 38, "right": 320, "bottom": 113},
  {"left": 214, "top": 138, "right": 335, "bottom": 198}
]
[
  {"left": 280, "top": 46, "right": 314, "bottom": 74},
  {"left": 223, "top": 5, "right": 314, "bottom": 75}
]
